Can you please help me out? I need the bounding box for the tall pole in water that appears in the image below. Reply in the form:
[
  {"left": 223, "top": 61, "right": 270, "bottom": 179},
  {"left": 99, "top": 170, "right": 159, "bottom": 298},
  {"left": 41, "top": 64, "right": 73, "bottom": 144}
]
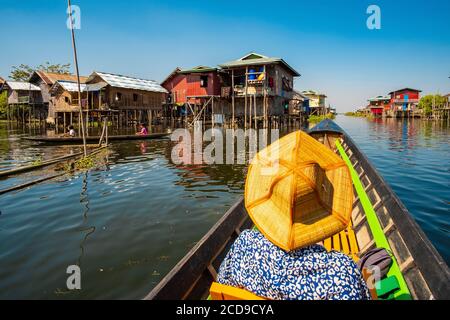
[{"left": 67, "top": 0, "right": 87, "bottom": 156}]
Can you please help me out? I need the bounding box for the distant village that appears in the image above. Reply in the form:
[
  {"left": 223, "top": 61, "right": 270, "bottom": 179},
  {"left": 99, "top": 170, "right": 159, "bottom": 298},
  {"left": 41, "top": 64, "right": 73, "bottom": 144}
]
[
  {"left": 0, "top": 53, "right": 336, "bottom": 132},
  {"left": 355, "top": 89, "right": 449, "bottom": 120},
  {"left": 1, "top": 52, "right": 448, "bottom": 134}
]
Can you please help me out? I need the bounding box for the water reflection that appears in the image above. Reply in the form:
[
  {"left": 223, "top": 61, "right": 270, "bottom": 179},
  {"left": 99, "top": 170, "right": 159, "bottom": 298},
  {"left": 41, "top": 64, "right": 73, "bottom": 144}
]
[{"left": 78, "top": 172, "right": 96, "bottom": 267}]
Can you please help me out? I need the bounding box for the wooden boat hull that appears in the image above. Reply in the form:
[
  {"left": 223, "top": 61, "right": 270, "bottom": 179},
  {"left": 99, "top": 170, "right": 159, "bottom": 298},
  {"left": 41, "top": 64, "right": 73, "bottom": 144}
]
[
  {"left": 145, "top": 120, "right": 450, "bottom": 300},
  {"left": 23, "top": 133, "right": 169, "bottom": 144}
]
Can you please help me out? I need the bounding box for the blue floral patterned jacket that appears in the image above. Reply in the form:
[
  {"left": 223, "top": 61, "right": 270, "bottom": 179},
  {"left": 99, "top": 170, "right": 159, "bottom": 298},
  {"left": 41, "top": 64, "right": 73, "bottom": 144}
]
[{"left": 217, "top": 229, "right": 371, "bottom": 300}]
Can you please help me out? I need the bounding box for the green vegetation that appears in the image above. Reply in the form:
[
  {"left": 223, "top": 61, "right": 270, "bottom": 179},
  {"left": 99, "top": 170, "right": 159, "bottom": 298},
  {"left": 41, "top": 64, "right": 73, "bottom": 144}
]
[
  {"left": 74, "top": 156, "right": 95, "bottom": 170},
  {"left": 418, "top": 94, "right": 447, "bottom": 116},
  {"left": 0, "top": 91, "right": 7, "bottom": 120},
  {"left": 344, "top": 111, "right": 373, "bottom": 118},
  {"left": 31, "top": 157, "right": 43, "bottom": 166},
  {"left": 308, "top": 113, "right": 336, "bottom": 124},
  {"left": 10, "top": 62, "right": 71, "bottom": 81},
  {"left": 64, "top": 149, "right": 111, "bottom": 172}
]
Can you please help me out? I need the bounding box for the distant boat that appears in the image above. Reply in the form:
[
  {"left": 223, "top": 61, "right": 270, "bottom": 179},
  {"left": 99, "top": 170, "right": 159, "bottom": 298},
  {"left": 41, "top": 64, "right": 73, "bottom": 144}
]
[
  {"left": 23, "top": 133, "right": 169, "bottom": 144},
  {"left": 145, "top": 119, "right": 449, "bottom": 301}
]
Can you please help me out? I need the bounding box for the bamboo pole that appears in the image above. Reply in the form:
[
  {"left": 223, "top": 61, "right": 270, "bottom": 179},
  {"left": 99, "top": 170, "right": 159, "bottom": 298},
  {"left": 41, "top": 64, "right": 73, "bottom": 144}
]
[
  {"left": 245, "top": 66, "right": 248, "bottom": 129},
  {"left": 231, "top": 69, "right": 235, "bottom": 128},
  {"left": 263, "top": 65, "right": 267, "bottom": 128},
  {"left": 254, "top": 94, "right": 257, "bottom": 129},
  {"left": 249, "top": 91, "right": 252, "bottom": 128},
  {"left": 212, "top": 97, "right": 215, "bottom": 128},
  {"left": 105, "top": 116, "right": 109, "bottom": 145},
  {"left": 65, "top": 112, "right": 68, "bottom": 133},
  {"left": 68, "top": 0, "right": 87, "bottom": 156},
  {"left": 98, "top": 117, "right": 107, "bottom": 147}
]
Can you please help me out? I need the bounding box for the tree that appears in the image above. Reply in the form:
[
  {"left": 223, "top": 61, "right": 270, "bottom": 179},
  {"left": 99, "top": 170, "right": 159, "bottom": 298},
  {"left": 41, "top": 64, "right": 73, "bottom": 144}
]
[
  {"left": 37, "top": 62, "right": 71, "bottom": 74},
  {"left": 418, "top": 94, "right": 447, "bottom": 116},
  {"left": 10, "top": 62, "right": 71, "bottom": 81},
  {"left": 0, "top": 91, "right": 7, "bottom": 119}
]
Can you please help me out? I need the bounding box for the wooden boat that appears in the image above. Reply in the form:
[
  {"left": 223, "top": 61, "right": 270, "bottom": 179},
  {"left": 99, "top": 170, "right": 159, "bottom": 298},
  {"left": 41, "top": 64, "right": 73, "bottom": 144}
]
[
  {"left": 23, "top": 133, "right": 169, "bottom": 144},
  {"left": 145, "top": 119, "right": 449, "bottom": 300}
]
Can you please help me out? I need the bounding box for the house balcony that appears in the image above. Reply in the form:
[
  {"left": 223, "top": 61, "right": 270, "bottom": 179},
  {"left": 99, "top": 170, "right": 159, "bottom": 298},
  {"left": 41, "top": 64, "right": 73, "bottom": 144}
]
[
  {"left": 233, "top": 86, "right": 271, "bottom": 97},
  {"left": 393, "top": 99, "right": 419, "bottom": 104}
]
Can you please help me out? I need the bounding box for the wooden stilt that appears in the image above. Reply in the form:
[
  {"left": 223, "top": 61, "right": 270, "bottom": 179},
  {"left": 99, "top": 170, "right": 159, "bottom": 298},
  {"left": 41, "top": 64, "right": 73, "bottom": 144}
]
[
  {"left": 263, "top": 65, "right": 267, "bottom": 128},
  {"left": 63, "top": 112, "right": 67, "bottom": 133},
  {"left": 85, "top": 111, "right": 89, "bottom": 136},
  {"left": 55, "top": 112, "right": 59, "bottom": 134},
  {"left": 148, "top": 109, "right": 153, "bottom": 133},
  {"left": 245, "top": 66, "right": 249, "bottom": 129},
  {"left": 253, "top": 94, "right": 258, "bottom": 129},
  {"left": 212, "top": 98, "right": 215, "bottom": 128},
  {"left": 231, "top": 69, "right": 235, "bottom": 128},
  {"left": 249, "top": 92, "right": 252, "bottom": 128},
  {"left": 78, "top": 111, "right": 81, "bottom": 134}
]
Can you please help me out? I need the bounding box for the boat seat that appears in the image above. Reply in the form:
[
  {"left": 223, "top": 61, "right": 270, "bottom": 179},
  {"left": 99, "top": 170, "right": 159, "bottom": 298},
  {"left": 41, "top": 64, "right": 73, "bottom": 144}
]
[{"left": 323, "top": 224, "right": 360, "bottom": 262}]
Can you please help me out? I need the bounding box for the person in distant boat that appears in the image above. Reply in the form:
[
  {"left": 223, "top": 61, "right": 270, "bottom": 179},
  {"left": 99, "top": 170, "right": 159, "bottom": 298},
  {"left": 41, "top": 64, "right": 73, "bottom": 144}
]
[
  {"left": 67, "top": 125, "right": 76, "bottom": 137},
  {"left": 136, "top": 123, "right": 148, "bottom": 136},
  {"left": 216, "top": 131, "right": 371, "bottom": 300}
]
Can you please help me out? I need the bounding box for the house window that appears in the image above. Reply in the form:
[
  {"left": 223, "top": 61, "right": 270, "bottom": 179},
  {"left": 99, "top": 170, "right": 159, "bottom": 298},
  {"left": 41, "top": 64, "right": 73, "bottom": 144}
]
[
  {"left": 133, "top": 93, "right": 139, "bottom": 102},
  {"left": 65, "top": 97, "right": 69, "bottom": 103},
  {"left": 200, "top": 76, "right": 208, "bottom": 88},
  {"left": 115, "top": 92, "right": 122, "bottom": 101}
]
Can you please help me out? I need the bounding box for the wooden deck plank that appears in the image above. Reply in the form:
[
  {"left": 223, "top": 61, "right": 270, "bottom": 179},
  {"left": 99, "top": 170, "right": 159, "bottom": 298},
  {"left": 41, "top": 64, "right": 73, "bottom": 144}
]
[
  {"left": 323, "top": 238, "right": 332, "bottom": 251},
  {"left": 332, "top": 234, "right": 341, "bottom": 251},
  {"left": 340, "top": 231, "right": 350, "bottom": 254}
]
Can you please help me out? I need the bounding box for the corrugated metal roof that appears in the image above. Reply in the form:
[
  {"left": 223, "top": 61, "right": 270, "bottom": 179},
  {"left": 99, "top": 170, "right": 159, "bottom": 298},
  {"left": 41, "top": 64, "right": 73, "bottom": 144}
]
[
  {"left": 368, "top": 95, "right": 390, "bottom": 102},
  {"left": 55, "top": 81, "right": 88, "bottom": 92},
  {"left": 51, "top": 80, "right": 108, "bottom": 94},
  {"left": 219, "top": 52, "right": 300, "bottom": 77},
  {"left": 5, "top": 81, "right": 41, "bottom": 91},
  {"left": 86, "top": 82, "right": 108, "bottom": 92},
  {"left": 90, "top": 72, "right": 168, "bottom": 93}
]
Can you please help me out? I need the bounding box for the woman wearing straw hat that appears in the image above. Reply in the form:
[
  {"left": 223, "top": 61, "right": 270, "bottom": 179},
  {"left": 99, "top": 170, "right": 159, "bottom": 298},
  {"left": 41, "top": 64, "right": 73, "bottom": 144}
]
[{"left": 217, "top": 131, "right": 371, "bottom": 300}]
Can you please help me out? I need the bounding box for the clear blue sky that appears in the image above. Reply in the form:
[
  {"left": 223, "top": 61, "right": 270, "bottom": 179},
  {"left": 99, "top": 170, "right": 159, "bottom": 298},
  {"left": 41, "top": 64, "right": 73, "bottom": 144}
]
[{"left": 1, "top": 0, "right": 449, "bottom": 112}]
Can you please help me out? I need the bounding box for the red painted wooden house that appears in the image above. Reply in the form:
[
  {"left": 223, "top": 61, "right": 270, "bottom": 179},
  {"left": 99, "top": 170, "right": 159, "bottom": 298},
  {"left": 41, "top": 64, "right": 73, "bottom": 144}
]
[
  {"left": 388, "top": 88, "right": 421, "bottom": 112},
  {"left": 367, "top": 96, "right": 390, "bottom": 116},
  {"left": 161, "top": 66, "right": 224, "bottom": 106}
]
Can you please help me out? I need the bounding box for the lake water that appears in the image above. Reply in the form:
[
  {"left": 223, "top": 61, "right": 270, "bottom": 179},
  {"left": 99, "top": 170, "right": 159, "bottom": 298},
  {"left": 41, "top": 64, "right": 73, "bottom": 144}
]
[{"left": 0, "top": 116, "right": 448, "bottom": 299}]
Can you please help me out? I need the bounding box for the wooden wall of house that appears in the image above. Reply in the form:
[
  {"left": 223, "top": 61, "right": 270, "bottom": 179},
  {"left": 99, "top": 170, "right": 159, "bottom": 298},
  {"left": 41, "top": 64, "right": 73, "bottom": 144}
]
[
  {"left": 163, "top": 72, "right": 222, "bottom": 104},
  {"left": 269, "top": 64, "right": 294, "bottom": 99},
  {"left": 30, "top": 77, "right": 51, "bottom": 104},
  {"left": 7, "top": 90, "right": 42, "bottom": 104},
  {"left": 7, "top": 90, "right": 18, "bottom": 104},
  {"left": 105, "top": 87, "right": 165, "bottom": 110},
  {"left": 49, "top": 90, "right": 86, "bottom": 117}
]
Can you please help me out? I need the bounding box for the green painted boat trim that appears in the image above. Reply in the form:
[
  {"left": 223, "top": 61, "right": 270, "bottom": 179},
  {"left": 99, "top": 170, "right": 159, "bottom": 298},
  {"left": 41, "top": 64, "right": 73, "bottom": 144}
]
[{"left": 336, "top": 140, "right": 411, "bottom": 300}]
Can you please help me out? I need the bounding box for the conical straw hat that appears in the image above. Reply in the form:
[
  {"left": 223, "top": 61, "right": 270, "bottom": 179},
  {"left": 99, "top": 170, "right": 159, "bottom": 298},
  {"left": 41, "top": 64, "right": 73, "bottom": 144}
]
[{"left": 245, "top": 130, "right": 354, "bottom": 251}]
